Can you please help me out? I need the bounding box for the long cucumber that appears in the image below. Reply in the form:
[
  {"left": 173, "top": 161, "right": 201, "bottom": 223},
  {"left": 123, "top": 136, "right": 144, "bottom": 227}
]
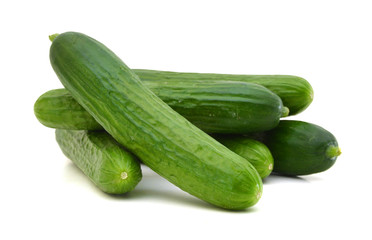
[
  {"left": 134, "top": 69, "right": 313, "bottom": 115},
  {"left": 34, "top": 81, "right": 288, "bottom": 133},
  {"left": 50, "top": 32, "right": 262, "bottom": 210}
]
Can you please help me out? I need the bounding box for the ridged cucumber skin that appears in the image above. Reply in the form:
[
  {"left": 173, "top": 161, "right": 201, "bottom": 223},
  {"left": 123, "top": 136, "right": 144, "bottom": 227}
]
[
  {"left": 35, "top": 81, "right": 286, "bottom": 133},
  {"left": 134, "top": 69, "right": 314, "bottom": 116},
  {"left": 216, "top": 136, "right": 274, "bottom": 179},
  {"left": 256, "top": 120, "right": 340, "bottom": 176},
  {"left": 50, "top": 32, "right": 262, "bottom": 210},
  {"left": 34, "top": 89, "right": 102, "bottom": 130},
  {"left": 55, "top": 129, "right": 142, "bottom": 194}
]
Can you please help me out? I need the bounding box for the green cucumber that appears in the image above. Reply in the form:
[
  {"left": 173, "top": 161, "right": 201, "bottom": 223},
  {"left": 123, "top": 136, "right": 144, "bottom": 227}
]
[
  {"left": 255, "top": 120, "right": 341, "bottom": 176},
  {"left": 144, "top": 80, "right": 287, "bottom": 133},
  {"left": 215, "top": 136, "right": 274, "bottom": 179},
  {"left": 55, "top": 129, "right": 142, "bottom": 194},
  {"left": 134, "top": 69, "right": 313, "bottom": 115},
  {"left": 34, "top": 89, "right": 101, "bottom": 130},
  {"left": 34, "top": 82, "right": 288, "bottom": 133},
  {"left": 35, "top": 88, "right": 274, "bottom": 178},
  {"left": 50, "top": 32, "right": 262, "bottom": 209}
]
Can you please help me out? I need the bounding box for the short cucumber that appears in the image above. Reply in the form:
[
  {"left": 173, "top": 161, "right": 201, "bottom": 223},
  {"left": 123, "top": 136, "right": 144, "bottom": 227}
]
[
  {"left": 255, "top": 120, "right": 341, "bottom": 176},
  {"left": 50, "top": 32, "right": 262, "bottom": 209},
  {"left": 134, "top": 69, "right": 313, "bottom": 116},
  {"left": 34, "top": 82, "right": 288, "bottom": 133},
  {"left": 215, "top": 136, "right": 274, "bottom": 179},
  {"left": 55, "top": 129, "right": 142, "bottom": 194}
]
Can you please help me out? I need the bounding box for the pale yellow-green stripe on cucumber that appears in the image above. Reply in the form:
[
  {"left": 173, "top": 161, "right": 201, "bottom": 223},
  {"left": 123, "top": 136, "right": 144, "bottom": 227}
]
[{"left": 50, "top": 32, "right": 263, "bottom": 210}]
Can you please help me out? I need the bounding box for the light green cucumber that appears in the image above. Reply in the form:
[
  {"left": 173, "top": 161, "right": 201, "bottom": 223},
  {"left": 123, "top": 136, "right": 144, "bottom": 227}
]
[{"left": 215, "top": 136, "right": 274, "bottom": 179}]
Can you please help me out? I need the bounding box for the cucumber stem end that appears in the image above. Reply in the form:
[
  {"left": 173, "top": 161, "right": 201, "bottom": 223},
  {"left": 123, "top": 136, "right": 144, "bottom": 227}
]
[
  {"left": 326, "top": 145, "right": 341, "bottom": 159},
  {"left": 49, "top": 33, "right": 59, "bottom": 42},
  {"left": 281, "top": 106, "right": 290, "bottom": 118}
]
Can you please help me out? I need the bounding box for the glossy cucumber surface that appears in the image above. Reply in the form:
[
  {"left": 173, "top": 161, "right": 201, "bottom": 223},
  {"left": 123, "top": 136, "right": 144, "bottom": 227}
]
[
  {"left": 256, "top": 120, "right": 341, "bottom": 176},
  {"left": 56, "top": 129, "right": 142, "bottom": 194},
  {"left": 34, "top": 81, "right": 287, "bottom": 133},
  {"left": 216, "top": 136, "right": 274, "bottom": 179},
  {"left": 134, "top": 69, "right": 313, "bottom": 115},
  {"left": 34, "top": 89, "right": 101, "bottom": 130},
  {"left": 50, "top": 32, "right": 262, "bottom": 209}
]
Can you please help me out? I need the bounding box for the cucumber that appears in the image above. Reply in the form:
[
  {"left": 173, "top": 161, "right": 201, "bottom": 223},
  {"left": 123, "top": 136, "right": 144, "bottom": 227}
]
[
  {"left": 255, "top": 120, "right": 341, "bottom": 176},
  {"left": 144, "top": 80, "right": 288, "bottom": 133},
  {"left": 215, "top": 136, "right": 273, "bottom": 179},
  {"left": 34, "top": 82, "right": 288, "bottom": 133},
  {"left": 134, "top": 69, "right": 313, "bottom": 116},
  {"left": 55, "top": 129, "right": 142, "bottom": 194},
  {"left": 34, "top": 89, "right": 101, "bottom": 130},
  {"left": 50, "top": 32, "right": 262, "bottom": 209}
]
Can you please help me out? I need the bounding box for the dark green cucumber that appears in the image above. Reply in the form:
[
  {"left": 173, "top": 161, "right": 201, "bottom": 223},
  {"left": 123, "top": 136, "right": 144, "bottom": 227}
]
[
  {"left": 255, "top": 120, "right": 341, "bottom": 176},
  {"left": 34, "top": 89, "right": 101, "bottom": 130},
  {"left": 34, "top": 82, "right": 288, "bottom": 133},
  {"left": 144, "top": 80, "right": 287, "bottom": 133},
  {"left": 134, "top": 69, "right": 313, "bottom": 115},
  {"left": 55, "top": 129, "right": 142, "bottom": 194},
  {"left": 50, "top": 32, "right": 262, "bottom": 209},
  {"left": 215, "top": 136, "right": 273, "bottom": 179}
]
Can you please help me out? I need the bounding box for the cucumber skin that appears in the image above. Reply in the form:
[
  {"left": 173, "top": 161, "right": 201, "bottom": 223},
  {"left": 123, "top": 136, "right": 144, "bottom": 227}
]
[
  {"left": 36, "top": 87, "right": 274, "bottom": 178},
  {"left": 50, "top": 32, "right": 262, "bottom": 210},
  {"left": 257, "top": 120, "right": 339, "bottom": 176},
  {"left": 145, "top": 80, "right": 285, "bottom": 133},
  {"left": 215, "top": 137, "right": 273, "bottom": 179},
  {"left": 55, "top": 129, "right": 142, "bottom": 194},
  {"left": 134, "top": 69, "right": 314, "bottom": 116},
  {"left": 34, "top": 80, "right": 285, "bottom": 133},
  {"left": 34, "top": 89, "right": 102, "bottom": 130}
]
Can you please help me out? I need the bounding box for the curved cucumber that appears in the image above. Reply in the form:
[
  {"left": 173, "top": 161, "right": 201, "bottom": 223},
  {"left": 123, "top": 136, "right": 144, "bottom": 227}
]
[
  {"left": 256, "top": 120, "right": 341, "bottom": 176},
  {"left": 50, "top": 32, "right": 262, "bottom": 209},
  {"left": 134, "top": 69, "right": 313, "bottom": 115},
  {"left": 56, "top": 129, "right": 142, "bottom": 194},
  {"left": 35, "top": 82, "right": 287, "bottom": 133},
  {"left": 216, "top": 136, "right": 273, "bottom": 179}
]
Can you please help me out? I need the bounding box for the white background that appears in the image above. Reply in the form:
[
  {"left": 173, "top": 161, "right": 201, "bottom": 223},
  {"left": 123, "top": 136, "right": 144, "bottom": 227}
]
[{"left": 1, "top": 0, "right": 371, "bottom": 239}]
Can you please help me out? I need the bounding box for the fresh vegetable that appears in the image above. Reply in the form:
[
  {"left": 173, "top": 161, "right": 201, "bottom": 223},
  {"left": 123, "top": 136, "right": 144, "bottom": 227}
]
[
  {"left": 55, "top": 129, "right": 142, "bottom": 194},
  {"left": 34, "top": 82, "right": 288, "bottom": 133},
  {"left": 215, "top": 136, "right": 274, "bottom": 179},
  {"left": 34, "top": 89, "right": 101, "bottom": 130},
  {"left": 50, "top": 32, "right": 263, "bottom": 210},
  {"left": 143, "top": 80, "right": 288, "bottom": 133},
  {"left": 254, "top": 120, "right": 341, "bottom": 176},
  {"left": 134, "top": 69, "right": 313, "bottom": 115}
]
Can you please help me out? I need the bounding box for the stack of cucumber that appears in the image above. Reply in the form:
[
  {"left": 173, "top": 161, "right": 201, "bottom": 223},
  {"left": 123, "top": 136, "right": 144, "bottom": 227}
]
[{"left": 34, "top": 32, "right": 341, "bottom": 210}]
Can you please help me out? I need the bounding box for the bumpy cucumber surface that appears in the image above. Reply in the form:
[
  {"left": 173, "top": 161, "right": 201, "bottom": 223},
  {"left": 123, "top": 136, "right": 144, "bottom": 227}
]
[
  {"left": 56, "top": 129, "right": 142, "bottom": 194},
  {"left": 134, "top": 69, "right": 313, "bottom": 115},
  {"left": 50, "top": 32, "right": 262, "bottom": 210},
  {"left": 216, "top": 136, "right": 274, "bottom": 179},
  {"left": 34, "top": 89, "right": 101, "bottom": 130},
  {"left": 256, "top": 120, "right": 341, "bottom": 176},
  {"left": 35, "top": 82, "right": 287, "bottom": 133}
]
